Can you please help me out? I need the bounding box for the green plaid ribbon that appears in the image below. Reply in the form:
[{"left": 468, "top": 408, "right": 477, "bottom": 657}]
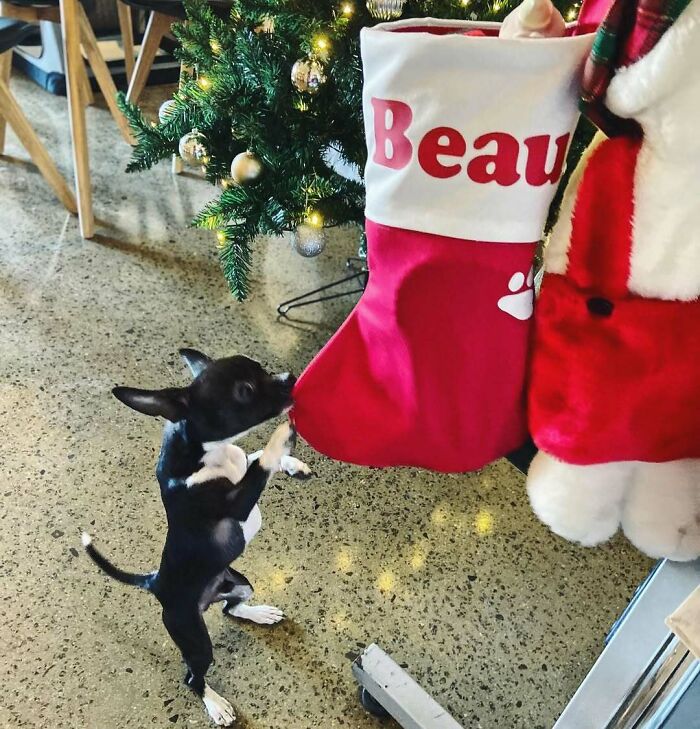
[{"left": 580, "top": 0, "right": 692, "bottom": 135}]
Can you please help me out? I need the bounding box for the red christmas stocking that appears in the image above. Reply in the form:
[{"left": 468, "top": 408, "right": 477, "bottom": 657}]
[{"left": 292, "top": 18, "right": 594, "bottom": 472}]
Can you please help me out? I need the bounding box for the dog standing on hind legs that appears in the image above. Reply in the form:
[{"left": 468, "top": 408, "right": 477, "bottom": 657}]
[{"left": 82, "top": 348, "right": 311, "bottom": 726}]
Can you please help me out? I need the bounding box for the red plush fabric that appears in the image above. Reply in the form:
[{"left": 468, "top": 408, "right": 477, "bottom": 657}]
[
  {"left": 292, "top": 220, "right": 535, "bottom": 472},
  {"left": 529, "top": 135, "right": 700, "bottom": 464}
]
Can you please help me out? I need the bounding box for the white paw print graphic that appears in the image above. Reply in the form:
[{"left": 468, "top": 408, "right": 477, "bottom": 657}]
[{"left": 497, "top": 266, "right": 534, "bottom": 321}]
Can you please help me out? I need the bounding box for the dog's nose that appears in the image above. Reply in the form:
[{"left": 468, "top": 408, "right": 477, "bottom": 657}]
[{"left": 274, "top": 372, "right": 296, "bottom": 389}]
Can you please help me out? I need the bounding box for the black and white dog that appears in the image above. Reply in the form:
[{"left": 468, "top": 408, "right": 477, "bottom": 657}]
[{"left": 82, "top": 349, "right": 310, "bottom": 726}]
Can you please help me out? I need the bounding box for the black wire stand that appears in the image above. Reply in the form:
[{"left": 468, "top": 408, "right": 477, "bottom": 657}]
[{"left": 277, "top": 256, "right": 368, "bottom": 317}]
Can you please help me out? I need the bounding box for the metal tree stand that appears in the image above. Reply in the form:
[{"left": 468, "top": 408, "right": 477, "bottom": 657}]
[{"left": 277, "top": 256, "right": 368, "bottom": 317}]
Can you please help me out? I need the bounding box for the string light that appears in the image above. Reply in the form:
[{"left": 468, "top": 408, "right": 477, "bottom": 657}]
[
  {"left": 306, "top": 210, "right": 324, "bottom": 227},
  {"left": 460, "top": 0, "right": 470, "bottom": 6},
  {"left": 341, "top": 2, "right": 354, "bottom": 15},
  {"left": 313, "top": 34, "right": 331, "bottom": 60},
  {"left": 567, "top": 6, "right": 578, "bottom": 19},
  {"left": 209, "top": 38, "right": 221, "bottom": 54},
  {"left": 216, "top": 230, "right": 227, "bottom": 246},
  {"left": 197, "top": 75, "right": 212, "bottom": 91}
]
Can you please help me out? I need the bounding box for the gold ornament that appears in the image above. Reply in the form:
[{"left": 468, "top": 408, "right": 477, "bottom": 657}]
[
  {"left": 158, "top": 99, "right": 177, "bottom": 124},
  {"left": 230, "top": 151, "right": 263, "bottom": 184},
  {"left": 292, "top": 223, "right": 327, "bottom": 257},
  {"left": 178, "top": 129, "right": 208, "bottom": 166},
  {"left": 291, "top": 58, "right": 327, "bottom": 95},
  {"left": 366, "top": 0, "right": 406, "bottom": 19}
]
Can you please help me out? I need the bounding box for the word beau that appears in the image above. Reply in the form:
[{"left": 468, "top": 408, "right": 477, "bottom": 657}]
[{"left": 371, "top": 98, "right": 569, "bottom": 187}]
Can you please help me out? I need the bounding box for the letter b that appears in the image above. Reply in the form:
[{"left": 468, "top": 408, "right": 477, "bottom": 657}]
[{"left": 371, "top": 98, "right": 413, "bottom": 170}]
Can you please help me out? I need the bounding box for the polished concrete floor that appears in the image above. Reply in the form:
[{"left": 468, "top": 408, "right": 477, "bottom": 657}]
[{"left": 0, "top": 75, "right": 653, "bottom": 729}]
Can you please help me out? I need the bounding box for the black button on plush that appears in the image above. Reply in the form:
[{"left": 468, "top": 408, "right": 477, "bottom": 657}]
[{"left": 587, "top": 296, "right": 614, "bottom": 317}]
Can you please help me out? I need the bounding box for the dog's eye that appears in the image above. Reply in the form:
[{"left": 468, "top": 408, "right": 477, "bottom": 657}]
[{"left": 233, "top": 381, "right": 255, "bottom": 403}]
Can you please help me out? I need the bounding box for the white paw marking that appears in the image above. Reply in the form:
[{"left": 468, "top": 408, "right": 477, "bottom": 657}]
[
  {"left": 203, "top": 684, "right": 236, "bottom": 726},
  {"left": 187, "top": 443, "right": 248, "bottom": 487},
  {"left": 498, "top": 266, "right": 534, "bottom": 321},
  {"left": 231, "top": 603, "right": 285, "bottom": 625},
  {"left": 240, "top": 504, "right": 262, "bottom": 544},
  {"left": 280, "top": 455, "right": 311, "bottom": 477},
  {"left": 259, "top": 422, "right": 293, "bottom": 471}
]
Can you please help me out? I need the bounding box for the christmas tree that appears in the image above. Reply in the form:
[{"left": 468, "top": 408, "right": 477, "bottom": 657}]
[{"left": 119, "top": 0, "right": 585, "bottom": 301}]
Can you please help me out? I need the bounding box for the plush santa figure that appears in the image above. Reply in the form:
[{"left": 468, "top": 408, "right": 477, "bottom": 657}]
[{"left": 527, "top": 0, "right": 700, "bottom": 560}]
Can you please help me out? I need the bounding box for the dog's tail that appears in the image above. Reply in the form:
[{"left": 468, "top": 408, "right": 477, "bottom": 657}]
[{"left": 81, "top": 533, "right": 155, "bottom": 590}]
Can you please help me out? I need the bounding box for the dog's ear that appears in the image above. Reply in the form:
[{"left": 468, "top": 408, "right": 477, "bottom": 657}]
[
  {"left": 179, "top": 348, "right": 212, "bottom": 379},
  {"left": 112, "top": 386, "right": 190, "bottom": 422}
]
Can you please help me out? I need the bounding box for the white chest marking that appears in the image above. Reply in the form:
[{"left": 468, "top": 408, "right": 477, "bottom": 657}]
[
  {"left": 240, "top": 504, "right": 262, "bottom": 545},
  {"left": 186, "top": 441, "right": 248, "bottom": 487}
]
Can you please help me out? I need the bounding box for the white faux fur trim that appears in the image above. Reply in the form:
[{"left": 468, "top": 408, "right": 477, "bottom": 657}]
[
  {"left": 629, "top": 141, "right": 700, "bottom": 300},
  {"left": 546, "top": 0, "right": 700, "bottom": 301},
  {"left": 605, "top": 0, "right": 700, "bottom": 119},
  {"left": 544, "top": 131, "right": 606, "bottom": 274},
  {"left": 604, "top": 0, "right": 700, "bottom": 300}
]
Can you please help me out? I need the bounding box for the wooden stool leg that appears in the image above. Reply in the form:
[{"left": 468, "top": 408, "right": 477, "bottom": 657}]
[
  {"left": 116, "top": 0, "right": 135, "bottom": 81},
  {"left": 60, "top": 0, "right": 94, "bottom": 237},
  {"left": 0, "top": 50, "right": 11, "bottom": 153},
  {"left": 0, "top": 78, "right": 77, "bottom": 212},
  {"left": 0, "top": 81, "right": 78, "bottom": 213},
  {"left": 125, "top": 11, "right": 172, "bottom": 104},
  {"left": 77, "top": 4, "right": 134, "bottom": 144},
  {"left": 79, "top": 57, "right": 95, "bottom": 106}
]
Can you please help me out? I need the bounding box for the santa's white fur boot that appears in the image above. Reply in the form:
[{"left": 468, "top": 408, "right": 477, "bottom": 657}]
[
  {"left": 527, "top": 452, "right": 633, "bottom": 547},
  {"left": 622, "top": 460, "right": 700, "bottom": 561}
]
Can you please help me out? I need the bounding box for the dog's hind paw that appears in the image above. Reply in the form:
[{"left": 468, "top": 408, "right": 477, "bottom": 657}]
[
  {"left": 203, "top": 684, "right": 236, "bottom": 726},
  {"left": 280, "top": 455, "right": 312, "bottom": 479},
  {"left": 229, "top": 603, "right": 285, "bottom": 625},
  {"left": 259, "top": 421, "right": 295, "bottom": 471}
]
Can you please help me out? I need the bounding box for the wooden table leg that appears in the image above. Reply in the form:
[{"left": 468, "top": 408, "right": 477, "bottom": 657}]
[
  {"left": 0, "top": 50, "right": 11, "bottom": 153},
  {"left": 60, "top": 0, "right": 94, "bottom": 237},
  {"left": 116, "top": 0, "right": 135, "bottom": 81},
  {"left": 0, "top": 77, "right": 78, "bottom": 213},
  {"left": 77, "top": 4, "right": 134, "bottom": 144}
]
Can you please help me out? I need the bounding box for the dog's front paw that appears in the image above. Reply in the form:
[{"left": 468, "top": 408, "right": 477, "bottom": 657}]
[
  {"left": 203, "top": 684, "right": 236, "bottom": 726},
  {"left": 259, "top": 421, "right": 295, "bottom": 472},
  {"left": 280, "top": 455, "right": 312, "bottom": 479}
]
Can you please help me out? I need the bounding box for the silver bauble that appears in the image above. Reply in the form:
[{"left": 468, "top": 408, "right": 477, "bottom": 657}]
[
  {"left": 178, "top": 129, "right": 208, "bottom": 166},
  {"left": 158, "top": 98, "right": 177, "bottom": 124},
  {"left": 230, "top": 151, "right": 263, "bottom": 185},
  {"left": 292, "top": 224, "right": 327, "bottom": 257},
  {"left": 291, "top": 58, "right": 327, "bottom": 95},
  {"left": 366, "top": 0, "right": 406, "bottom": 19}
]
